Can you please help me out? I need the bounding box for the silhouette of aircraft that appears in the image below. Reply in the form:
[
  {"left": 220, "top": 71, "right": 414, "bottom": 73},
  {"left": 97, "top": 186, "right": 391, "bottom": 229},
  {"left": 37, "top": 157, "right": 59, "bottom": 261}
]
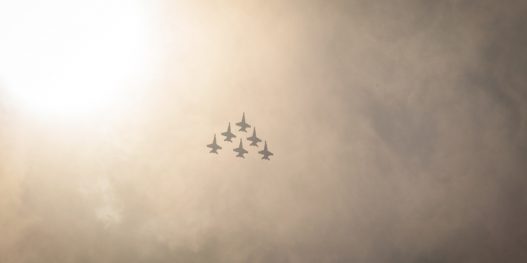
[
  {"left": 233, "top": 139, "right": 248, "bottom": 158},
  {"left": 258, "top": 141, "right": 273, "bottom": 160},
  {"left": 247, "top": 127, "right": 262, "bottom": 146},
  {"left": 207, "top": 134, "right": 222, "bottom": 154},
  {"left": 236, "top": 112, "right": 251, "bottom": 132},
  {"left": 221, "top": 122, "right": 236, "bottom": 142}
]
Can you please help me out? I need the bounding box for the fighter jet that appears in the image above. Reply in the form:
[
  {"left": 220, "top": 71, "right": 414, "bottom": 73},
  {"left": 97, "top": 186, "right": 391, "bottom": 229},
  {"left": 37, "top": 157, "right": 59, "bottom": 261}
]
[
  {"left": 221, "top": 122, "right": 236, "bottom": 142},
  {"left": 258, "top": 141, "right": 274, "bottom": 160},
  {"left": 233, "top": 139, "right": 248, "bottom": 158},
  {"left": 236, "top": 112, "right": 251, "bottom": 132},
  {"left": 247, "top": 127, "right": 262, "bottom": 146},
  {"left": 206, "top": 134, "right": 222, "bottom": 154}
]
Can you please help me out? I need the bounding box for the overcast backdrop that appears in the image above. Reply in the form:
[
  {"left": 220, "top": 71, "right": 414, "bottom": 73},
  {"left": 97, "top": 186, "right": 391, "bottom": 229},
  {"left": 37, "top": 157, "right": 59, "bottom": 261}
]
[{"left": 1, "top": 0, "right": 527, "bottom": 262}]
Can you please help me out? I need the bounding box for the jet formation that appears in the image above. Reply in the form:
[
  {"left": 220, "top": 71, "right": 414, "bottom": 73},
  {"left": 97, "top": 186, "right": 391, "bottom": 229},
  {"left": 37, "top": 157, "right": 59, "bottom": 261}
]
[{"left": 206, "top": 112, "right": 274, "bottom": 160}]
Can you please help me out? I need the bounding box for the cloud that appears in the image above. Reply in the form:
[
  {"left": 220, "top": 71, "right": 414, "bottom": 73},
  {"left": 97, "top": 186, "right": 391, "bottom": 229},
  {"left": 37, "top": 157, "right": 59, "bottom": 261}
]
[{"left": 1, "top": 0, "right": 526, "bottom": 262}]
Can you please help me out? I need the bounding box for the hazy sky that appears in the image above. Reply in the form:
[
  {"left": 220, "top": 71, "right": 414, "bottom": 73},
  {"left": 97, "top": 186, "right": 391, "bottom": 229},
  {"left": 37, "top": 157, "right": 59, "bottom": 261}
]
[{"left": 1, "top": 0, "right": 526, "bottom": 262}]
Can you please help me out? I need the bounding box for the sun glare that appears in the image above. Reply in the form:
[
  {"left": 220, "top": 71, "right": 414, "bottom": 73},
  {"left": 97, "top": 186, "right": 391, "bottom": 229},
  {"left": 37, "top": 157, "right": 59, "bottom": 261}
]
[{"left": 0, "top": 0, "right": 154, "bottom": 119}]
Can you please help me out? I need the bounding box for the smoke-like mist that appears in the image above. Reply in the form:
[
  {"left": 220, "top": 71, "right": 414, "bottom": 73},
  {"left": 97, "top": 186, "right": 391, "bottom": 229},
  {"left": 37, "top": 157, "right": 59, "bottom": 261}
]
[{"left": 1, "top": 0, "right": 526, "bottom": 262}]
